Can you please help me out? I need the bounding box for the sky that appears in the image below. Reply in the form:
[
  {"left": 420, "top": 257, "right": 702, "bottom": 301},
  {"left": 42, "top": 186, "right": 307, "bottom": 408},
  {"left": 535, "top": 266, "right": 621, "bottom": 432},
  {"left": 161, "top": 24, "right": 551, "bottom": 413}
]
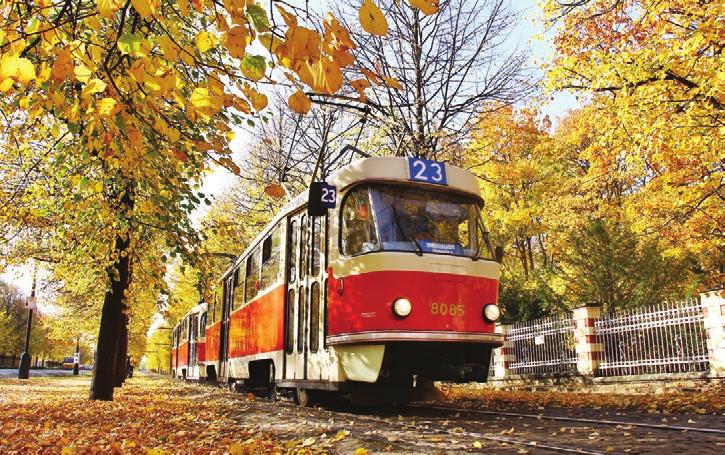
[{"left": 2, "top": 0, "right": 578, "bottom": 302}]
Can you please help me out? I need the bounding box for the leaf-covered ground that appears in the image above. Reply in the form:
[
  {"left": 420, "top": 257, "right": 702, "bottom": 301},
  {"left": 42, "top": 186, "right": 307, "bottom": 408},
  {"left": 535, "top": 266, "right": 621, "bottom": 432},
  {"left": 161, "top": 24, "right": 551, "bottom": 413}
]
[
  {"left": 0, "top": 375, "right": 365, "bottom": 454},
  {"left": 442, "top": 384, "right": 725, "bottom": 415}
]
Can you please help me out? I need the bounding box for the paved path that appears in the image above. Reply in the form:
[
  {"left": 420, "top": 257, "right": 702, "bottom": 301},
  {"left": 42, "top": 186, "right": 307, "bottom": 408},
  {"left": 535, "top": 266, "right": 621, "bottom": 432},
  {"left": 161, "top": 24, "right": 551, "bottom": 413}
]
[{"left": 0, "top": 368, "right": 90, "bottom": 378}]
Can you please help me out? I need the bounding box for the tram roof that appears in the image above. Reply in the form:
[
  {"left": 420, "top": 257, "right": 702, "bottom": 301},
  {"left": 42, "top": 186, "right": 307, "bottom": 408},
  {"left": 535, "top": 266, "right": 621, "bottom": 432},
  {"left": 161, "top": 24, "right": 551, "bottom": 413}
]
[{"left": 220, "top": 156, "right": 482, "bottom": 279}]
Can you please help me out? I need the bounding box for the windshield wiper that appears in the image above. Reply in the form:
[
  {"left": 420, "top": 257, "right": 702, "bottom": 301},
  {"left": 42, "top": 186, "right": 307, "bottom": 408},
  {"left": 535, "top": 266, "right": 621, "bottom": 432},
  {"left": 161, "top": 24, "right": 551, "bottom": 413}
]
[
  {"left": 391, "top": 205, "right": 423, "bottom": 256},
  {"left": 474, "top": 212, "right": 495, "bottom": 261}
]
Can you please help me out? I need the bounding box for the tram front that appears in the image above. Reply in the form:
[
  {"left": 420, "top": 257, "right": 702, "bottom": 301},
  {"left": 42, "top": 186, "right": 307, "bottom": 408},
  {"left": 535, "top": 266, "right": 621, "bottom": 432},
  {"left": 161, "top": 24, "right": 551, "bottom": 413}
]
[{"left": 327, "top": 157, "right": 503, "bottom": 387}]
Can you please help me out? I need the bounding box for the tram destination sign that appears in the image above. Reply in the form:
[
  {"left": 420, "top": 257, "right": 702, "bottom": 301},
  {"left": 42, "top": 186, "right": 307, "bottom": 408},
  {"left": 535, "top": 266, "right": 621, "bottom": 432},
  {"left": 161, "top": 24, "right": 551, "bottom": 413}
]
[
  {"left": 308, "top": 182, "right": 337, "bottom": 216},
  {"left": 407, "top": 158, "right": 448, "bottom": 185}
]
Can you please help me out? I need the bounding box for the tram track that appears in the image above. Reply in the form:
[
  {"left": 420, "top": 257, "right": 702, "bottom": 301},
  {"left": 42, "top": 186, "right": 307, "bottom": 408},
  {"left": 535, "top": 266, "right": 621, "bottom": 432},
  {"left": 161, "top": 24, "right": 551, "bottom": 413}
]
[
  {"left": 193, "top": 380, "right": 724, "bottom": 453},
  {"left": 408, "top": 403, "right": 725, "bottom": 436},
  {"left": 229, "top": 389, "right": 615, "bottom": 454}
]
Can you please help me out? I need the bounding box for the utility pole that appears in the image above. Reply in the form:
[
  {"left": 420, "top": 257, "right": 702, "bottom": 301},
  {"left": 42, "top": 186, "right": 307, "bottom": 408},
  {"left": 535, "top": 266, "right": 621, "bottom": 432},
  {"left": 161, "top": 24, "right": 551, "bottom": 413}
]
[
  {"left": 73, "top": 335, "right": 80, "bottom": 376},
  {"left": 18, "top": 266, "right": 37, "bottom": 380}
]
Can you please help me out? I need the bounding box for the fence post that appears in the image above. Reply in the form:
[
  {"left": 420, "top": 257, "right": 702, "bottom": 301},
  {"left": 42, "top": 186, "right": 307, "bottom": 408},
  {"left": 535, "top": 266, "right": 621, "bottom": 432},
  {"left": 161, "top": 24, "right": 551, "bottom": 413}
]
[
  {"left": 491, "top": 324, "right": 514, "bottom": 379},
  {"left": 701, "top": 289, "right": 725, "bottom": 378},
  {"left": 572, "top": 304, "right": 603, "bottom": 376}
]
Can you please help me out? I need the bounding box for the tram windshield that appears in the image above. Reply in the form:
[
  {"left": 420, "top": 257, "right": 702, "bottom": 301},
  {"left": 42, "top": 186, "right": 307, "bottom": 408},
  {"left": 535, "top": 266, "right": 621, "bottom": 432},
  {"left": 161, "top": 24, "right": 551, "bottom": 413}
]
[{"left": 341, "top": 184, "right": 493, "bottom": 259}]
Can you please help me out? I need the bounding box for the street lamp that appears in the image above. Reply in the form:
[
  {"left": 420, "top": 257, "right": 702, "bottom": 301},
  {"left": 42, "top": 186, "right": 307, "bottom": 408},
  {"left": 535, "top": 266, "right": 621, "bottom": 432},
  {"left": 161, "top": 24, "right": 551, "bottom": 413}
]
[{"left": 17, "top": 296, "right": 36, "bottom": 379}]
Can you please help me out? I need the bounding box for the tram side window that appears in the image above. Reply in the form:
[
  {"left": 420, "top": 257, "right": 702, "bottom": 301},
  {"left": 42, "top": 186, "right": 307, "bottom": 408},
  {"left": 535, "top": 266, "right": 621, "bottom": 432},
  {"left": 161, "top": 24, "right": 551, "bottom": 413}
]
[
  {"left": 232, "top": 269, "right": 242, "bottom": 310},
  {"left": 341, "top": 187, "right": 380, "bottom": 256},
  {"left": 200, "top": 313, "right": 207, "bottom": 337},
  {"left": 285, "top": 289, "right": 295, "bottom": 354},
  {"left": 261, "top": 226, "right": 281, "bottom": 290},
  {"left": 190, "top": 315, "right": 198, "bottom": 342},
  {"left": 311, "top": 217, "right": 322, "bottom": 276},
  {"left": 297, "top": 288, "right": 306, "bottom": 353},
  {"left": 300, "top": 215, "right": 309, "bottom": 275},
  {"left": 245, "top": 247, "right": 260, "bottom": 302},
  {"left": 287, "top": 220, "right": 298, "bottom": 283},
  {"left": 310, "top": 282, "right": 320, "bottom": 353}
]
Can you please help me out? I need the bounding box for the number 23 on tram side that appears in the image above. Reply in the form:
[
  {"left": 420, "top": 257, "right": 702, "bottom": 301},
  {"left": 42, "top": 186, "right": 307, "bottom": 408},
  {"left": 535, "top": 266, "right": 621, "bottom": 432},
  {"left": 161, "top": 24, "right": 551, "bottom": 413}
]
[{"left": 199, "top": 156, "right": 502, "bottom": 405}]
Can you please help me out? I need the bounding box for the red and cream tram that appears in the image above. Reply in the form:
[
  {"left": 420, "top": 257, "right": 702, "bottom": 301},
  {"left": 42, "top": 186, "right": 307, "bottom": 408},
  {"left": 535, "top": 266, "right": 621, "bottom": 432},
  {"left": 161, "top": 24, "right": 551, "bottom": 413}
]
[
  {"left": 171, "top": 302, "right": 207, "bottom": 380},
  {"left": 174, "top": 156, "right": 502, "bottom": 404}
]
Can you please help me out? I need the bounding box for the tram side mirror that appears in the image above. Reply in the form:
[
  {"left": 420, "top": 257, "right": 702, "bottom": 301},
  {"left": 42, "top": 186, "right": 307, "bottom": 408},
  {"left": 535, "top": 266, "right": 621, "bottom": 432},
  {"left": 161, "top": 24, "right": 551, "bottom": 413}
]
[
  {"left": 494, "top": 245, "right": 505, "bottom": 263},
  {"left": 308, "top": 182, "right": 337, "bottom": 216}
]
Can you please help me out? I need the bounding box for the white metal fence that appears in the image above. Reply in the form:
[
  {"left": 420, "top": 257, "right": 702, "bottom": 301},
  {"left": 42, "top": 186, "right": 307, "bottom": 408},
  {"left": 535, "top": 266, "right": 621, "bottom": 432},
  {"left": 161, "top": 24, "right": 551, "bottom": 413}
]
[
  {"left": 494, "top": 297, "right": 712, "bottom": 379},
  {"left": 506, "top": 317, "right": 578, "bottom": 375},
  {"left": 596, "top": 298, "right": 709, "bottom": 376}
]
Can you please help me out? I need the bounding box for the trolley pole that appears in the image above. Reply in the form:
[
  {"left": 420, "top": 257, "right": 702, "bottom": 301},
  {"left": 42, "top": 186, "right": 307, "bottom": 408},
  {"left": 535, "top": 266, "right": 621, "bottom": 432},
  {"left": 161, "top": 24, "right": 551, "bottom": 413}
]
[
  {"left": 72, "top": 335, "right": 80, "bottom": 376},
  {"left": 18, "top": 269, "right": 37, "bottom": 380}
]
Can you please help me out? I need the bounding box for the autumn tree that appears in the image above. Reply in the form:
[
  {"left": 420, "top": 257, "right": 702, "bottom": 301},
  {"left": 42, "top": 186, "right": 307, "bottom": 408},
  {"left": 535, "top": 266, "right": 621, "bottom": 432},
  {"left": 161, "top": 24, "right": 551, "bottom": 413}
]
[
  {"left": 545, "top": 0, "right": 723, "bottom": 285},
  {"left": 337, "top": 0, "right": 532, "bottom": 158},
  {"left": 2, "top": 0, "right": 422, "bottom": 400}
]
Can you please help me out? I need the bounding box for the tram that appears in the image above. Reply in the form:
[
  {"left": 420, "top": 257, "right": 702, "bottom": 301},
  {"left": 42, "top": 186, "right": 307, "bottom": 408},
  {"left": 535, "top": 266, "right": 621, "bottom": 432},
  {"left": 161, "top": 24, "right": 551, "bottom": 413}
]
[
  {"left": 172, "top": 156, "right": 502, "bottom": 404},
  {"left": 171, "top": 302, "right": 207, "bottom": 380}
]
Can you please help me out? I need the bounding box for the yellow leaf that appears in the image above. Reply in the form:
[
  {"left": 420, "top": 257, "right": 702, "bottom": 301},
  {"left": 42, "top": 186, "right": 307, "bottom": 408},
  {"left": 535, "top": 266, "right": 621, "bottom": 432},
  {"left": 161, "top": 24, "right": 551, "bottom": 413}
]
[
  {"left": 409, "top": 0, "right": 439, "bottom": 15},
  {"left": 94, "top": 181, "right": 104, "bottom": 193},
  {"left": 242, "top": 84, "right": 268, "bottom": 111},
  {"left": 0, "top": 54, "right": 18, "bottom": 79},
  {"left": 196, "top": 31, "right": 217, "bottom": 53},
  {"left": 0, "top": 54, "right": 36, "bottom": 83},
  {"left": 350, "top": 78, "right": 370, "bottom": 100},
  {"left": 219, "top": 157, "right": 240, "bottom": 175},
  {"left": 354, "top": 449, "right": 370, "bottom": 455},
  {"left": 75, "top": 63, "right": 92, "bottom": 83},
  {"left": 157, "top": 35, "right": 179, "bottom": 61},
  {"left": 131, "top": 0, "right": 158, "bottom": 19},
  {"left": 97, "top": 0, "right": 123, "bottom": 18},
  {"left": 288, "top": 90, "right": 311, "bottom": 114},
  {"left": 383, "top": 76, "right": 402, "bottom": 89},
  {"left": 190, "top": 87, "right": 223, "bottom": 119},
  {"left": 82, "top": 78, "right": 107, "bottom": 97},
  {"left": 225, "top": 26, "right": 248, "bottom": 59},
  {"left": 473, "top": 440, "right": 483, "bottom": 448},
  {"left": 264, "top": 183, "right": 286, "bottom": 198},
  {"left": 0, "top": 78, "right": 13, "bottom": 92},
  {"left": 178, "top": 0, "right": 189, "bottom": 16},
  {"left": 359, "top": 0, "right": 388, "bottom": 36},
  {"left": 275, "top": 5, "right": 298, "bottom": 28},
  {"left": 52, "top": 47, "right": 74, "bottom": 82},
  {"left": 311, "top": 57, "right": 343, "bottom": 94},
  {"left": 97, "top": 97, "right": 117, "bottom": 117},
  {"left": 360, "top": 67, "right": 382, "bottom": 85}
]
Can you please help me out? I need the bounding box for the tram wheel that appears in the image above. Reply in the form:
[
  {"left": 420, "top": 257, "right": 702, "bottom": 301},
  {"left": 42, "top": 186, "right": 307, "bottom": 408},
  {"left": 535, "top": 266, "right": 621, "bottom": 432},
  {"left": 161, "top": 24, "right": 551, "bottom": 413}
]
[{"left": 293, "top": 388, "right": 311, "bottom": 407}]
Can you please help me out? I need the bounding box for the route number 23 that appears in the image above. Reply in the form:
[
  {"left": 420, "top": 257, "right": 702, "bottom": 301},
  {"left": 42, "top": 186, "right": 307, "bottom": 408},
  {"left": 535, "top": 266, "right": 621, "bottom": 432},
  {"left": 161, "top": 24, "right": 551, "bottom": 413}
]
[
  {"left": 320, "top": 184, "right": 336, "bottom": 208},
  {"left": 408, "top": 158, "right": 448, "bottom": 185}
]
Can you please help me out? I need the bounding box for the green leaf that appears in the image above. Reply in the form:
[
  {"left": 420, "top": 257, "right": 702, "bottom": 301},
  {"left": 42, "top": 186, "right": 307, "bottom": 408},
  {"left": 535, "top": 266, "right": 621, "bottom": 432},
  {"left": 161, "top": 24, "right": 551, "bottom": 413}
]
[
  {"left": 118, "top": 33, "right": 141, "bottom": 56},
  {"left": 240, "top": 55, "right": 266, "bottom": 81},
  {"left": 246, "top": 3, "right": 270, "bottom": 32}
]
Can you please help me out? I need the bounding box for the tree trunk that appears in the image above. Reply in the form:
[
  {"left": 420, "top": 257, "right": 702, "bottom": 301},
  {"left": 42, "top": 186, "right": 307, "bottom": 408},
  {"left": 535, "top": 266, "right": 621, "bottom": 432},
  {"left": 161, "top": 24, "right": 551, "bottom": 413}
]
[
  {"left": 115, "top": 313, "right": 129, "bottom": 388},
  {"left": 89, "top": 233, "right": 132, "bottom": 401}
]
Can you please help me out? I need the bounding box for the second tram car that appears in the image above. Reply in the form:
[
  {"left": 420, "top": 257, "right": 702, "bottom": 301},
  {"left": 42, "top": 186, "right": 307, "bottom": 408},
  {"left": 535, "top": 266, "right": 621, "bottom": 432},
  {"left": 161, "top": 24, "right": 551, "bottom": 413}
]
[
  {"left": 171, "top": 302, "right": 207, "bottom": 380},
  {"left": 173, "top": 156, "right": 502, "bottom": 404}
]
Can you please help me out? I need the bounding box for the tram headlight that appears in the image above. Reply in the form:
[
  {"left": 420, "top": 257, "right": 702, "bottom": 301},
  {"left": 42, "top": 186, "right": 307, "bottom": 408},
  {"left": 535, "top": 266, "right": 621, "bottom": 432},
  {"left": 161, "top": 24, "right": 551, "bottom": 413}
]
[
  {"left": 393, "top": 298, "right": 412, "bottom": 318},
  {"left": 482, "top": 304, "right": 500, "bottom": 322}
]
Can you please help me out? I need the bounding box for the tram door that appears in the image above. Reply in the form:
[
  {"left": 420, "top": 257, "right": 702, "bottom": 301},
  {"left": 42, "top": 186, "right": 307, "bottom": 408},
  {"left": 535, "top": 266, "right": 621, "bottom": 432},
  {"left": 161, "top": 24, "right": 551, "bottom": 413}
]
[
  {"left": 219, "top": 275, "right": 233, "bottom": 379},
  {"left": 284, "top": 213, "right": 329, "bottom": 381}
]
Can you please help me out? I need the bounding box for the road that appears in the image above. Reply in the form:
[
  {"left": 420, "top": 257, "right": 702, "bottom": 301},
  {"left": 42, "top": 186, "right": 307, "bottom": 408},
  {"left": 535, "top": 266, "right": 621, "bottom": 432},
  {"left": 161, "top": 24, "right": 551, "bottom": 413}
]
[{"left": 0, "top": 368, "right": 91, "bottom": 378}]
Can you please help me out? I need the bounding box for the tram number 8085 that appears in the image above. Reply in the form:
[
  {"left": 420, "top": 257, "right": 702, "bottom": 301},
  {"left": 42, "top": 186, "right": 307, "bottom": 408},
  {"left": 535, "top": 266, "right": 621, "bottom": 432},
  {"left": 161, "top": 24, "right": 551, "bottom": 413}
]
[{"left": 431, "top": 302, "right": 465, "bottom": 317}]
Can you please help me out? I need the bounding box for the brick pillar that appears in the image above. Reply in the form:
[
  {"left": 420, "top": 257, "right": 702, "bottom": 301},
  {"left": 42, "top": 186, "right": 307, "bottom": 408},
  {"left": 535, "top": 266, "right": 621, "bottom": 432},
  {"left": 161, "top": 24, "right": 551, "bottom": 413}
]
[
  {"left": 702, "top": 289, "right": 725, "bottom": 378},
  {"left": 492, "top": 324, "right": 514, "bottom": 379},
  {"left": 572, "top": 305, "right": 603, "bottom": 376}
]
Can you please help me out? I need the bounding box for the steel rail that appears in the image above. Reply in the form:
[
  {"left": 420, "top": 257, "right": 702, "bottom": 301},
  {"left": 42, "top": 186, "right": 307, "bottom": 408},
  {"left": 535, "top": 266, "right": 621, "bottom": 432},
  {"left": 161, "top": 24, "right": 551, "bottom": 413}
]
[
  {"left": 325, "top": 408, "right": 609, "bottom": 455},
  {"left": 408, "top": 404, "right": 725, "bottom": 435}
]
